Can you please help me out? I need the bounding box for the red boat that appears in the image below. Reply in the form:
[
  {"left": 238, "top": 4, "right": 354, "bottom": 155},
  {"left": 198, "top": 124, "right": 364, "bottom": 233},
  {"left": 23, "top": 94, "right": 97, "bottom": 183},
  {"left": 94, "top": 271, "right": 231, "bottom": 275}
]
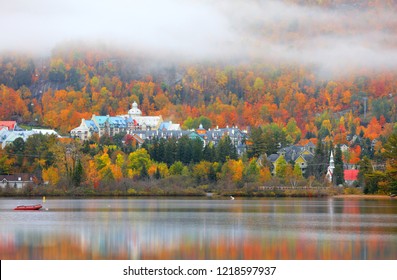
[{"left": 14, "top": 204, "right": 43, "bottom": 210}]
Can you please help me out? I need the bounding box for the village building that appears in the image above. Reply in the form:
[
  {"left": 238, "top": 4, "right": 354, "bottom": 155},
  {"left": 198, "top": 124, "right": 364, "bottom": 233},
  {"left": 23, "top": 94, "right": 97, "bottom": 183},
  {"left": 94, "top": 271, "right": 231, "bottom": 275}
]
[
  {"left": 326, "top": 151, "right": 335, "bottom": 182},
  {"left": 120, "top": 101, "right": 163, "bottom": 131},
  {"left": 344, "top": 169, "right": 359, "bottom": 186},
  {"left": 69, "top": 102, "right": 248, "bottom": 156},
  {"left": 70, "top": 119, "right": 99, "bottom": 140},
  {"left": 0, "top": 121, "right": 62, "bottom": 148},
  {"left": 196, "top": 125, "right": 247, "bottom": 156},
  {"left": 268, "top": 142, "right": 315, "bottom": 175},
  {"left": 1, "top": 130, "right": 35, "bottom": 149},
  {"left": 0, "top": 121, "right": 17, "bottom": 131},
  {"left": 71, "top": 102, "right": 164, "bottom": 140},
  {"left": 0, "top": 174, "right": 35, "bottom": 189},
  {"left": 159, "top": 121, "right": 181, "bottom": 131}
]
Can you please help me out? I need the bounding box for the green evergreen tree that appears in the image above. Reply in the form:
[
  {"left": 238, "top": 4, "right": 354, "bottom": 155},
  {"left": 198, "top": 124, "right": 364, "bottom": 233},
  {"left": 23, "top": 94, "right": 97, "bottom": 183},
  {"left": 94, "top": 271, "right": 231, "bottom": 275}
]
[
  {"left": 216, "top": 136, "right": 237, "bottom": 163},
  {"left": 383, "top": 132, "right": 397, "bottom": 194},
  {"left": 203, "top": 144, "right": 216, "bottom": 162},
  {"left": 177, "top": 136, "right": 192, "bottom": 164},
  {"left": 140, "top": 164, "right": 149, "bottom": 180},
  {"left": 208, "top": 164, "right": 217, "bottom": 182},
  {"left": 358, "top": 156, "right": 373, "bottom": 191},
  {"left": 191, "top": 138, "right": 204, "bottom": 163},
  {"left": 155, "top": 167, "right": 161, "bottom": 179},
  {"left": 307, "top": 139, "right": 328, "bottom": 180},
  {"left": 247, "top": 127, "right": 266, "bottom": 158},
  {"left": 262, "top": 124, "right": 289, "bottom": 154},
  {"left": 164, "top": 138, "right": 177, "bottom": 166},
  {"left": 334, "top": 145, "right": 344, "bottom": 185},
  {"left": 72, "top": 159, "right": 84, "bottom": 187},
  {"left": 149, "top": 138, "right": 159, "bottom": 161}
]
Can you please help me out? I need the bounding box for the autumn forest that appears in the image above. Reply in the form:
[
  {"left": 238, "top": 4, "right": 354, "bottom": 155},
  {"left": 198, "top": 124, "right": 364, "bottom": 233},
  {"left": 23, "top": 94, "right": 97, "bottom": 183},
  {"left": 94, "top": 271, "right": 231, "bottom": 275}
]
[{"left": 1, "top": 0, "right": 397, "bottom": 196}]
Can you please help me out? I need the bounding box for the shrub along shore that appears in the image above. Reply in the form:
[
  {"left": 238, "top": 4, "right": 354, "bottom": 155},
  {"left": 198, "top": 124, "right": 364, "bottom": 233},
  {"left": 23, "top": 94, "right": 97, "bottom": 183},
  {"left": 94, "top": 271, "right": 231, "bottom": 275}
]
[{"left": 0, "top": 175, "right": 369, "bottom": 198}]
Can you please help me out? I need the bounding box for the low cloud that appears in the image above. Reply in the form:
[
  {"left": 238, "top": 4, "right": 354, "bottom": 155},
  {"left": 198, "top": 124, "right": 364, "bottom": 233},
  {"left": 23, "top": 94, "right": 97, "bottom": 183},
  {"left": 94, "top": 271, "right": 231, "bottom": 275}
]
[{"left": 1, "top": 0, "right": 397, "bottom": 76}]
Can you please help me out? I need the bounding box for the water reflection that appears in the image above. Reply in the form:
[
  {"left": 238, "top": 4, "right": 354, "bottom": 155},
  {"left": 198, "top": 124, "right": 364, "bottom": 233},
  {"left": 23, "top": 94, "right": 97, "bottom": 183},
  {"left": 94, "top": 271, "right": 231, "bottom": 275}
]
[{"left": 1, "top": 198, "right": 396, "bottom": 259}]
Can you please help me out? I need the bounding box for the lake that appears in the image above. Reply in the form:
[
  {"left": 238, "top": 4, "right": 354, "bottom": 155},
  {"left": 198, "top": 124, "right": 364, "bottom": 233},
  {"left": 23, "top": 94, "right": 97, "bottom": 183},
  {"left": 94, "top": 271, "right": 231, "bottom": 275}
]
[{"left": 1, "top": 197, "right": 396, "bottom": 259}]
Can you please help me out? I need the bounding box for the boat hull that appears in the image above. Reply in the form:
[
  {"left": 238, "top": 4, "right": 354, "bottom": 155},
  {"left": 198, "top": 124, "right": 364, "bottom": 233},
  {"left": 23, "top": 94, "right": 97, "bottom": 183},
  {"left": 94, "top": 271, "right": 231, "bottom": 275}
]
[{"left": 14, "top": 204, "right": 43, "bottom": 210}]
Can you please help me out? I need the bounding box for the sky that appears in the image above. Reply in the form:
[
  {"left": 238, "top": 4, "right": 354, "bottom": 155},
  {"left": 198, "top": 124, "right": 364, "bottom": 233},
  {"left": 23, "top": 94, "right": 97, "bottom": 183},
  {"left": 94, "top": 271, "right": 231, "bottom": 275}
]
[{"left": 1, "top": 0, "right": 397, "bottom": 75}]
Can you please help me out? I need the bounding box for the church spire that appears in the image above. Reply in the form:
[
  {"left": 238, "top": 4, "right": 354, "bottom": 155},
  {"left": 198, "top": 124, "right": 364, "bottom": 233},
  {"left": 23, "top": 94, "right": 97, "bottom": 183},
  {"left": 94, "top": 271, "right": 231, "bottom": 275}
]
[{"left": 326, "top": 151, "right": 335, "bottom": 183}]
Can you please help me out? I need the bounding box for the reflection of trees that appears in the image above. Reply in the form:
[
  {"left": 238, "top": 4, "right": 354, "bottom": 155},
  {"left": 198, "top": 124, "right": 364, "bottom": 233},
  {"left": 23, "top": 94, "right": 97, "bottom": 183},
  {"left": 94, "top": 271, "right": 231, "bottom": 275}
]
[{"left": 1, "top": 229, "right": 396, "bottom": 260}]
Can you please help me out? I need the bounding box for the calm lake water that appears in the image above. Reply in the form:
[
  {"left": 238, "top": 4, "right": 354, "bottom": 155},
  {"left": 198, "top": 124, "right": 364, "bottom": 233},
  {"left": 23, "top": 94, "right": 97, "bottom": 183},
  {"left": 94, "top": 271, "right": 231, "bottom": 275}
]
[{"left": 1, "top": 197, "right": 396, "bottom": 260}]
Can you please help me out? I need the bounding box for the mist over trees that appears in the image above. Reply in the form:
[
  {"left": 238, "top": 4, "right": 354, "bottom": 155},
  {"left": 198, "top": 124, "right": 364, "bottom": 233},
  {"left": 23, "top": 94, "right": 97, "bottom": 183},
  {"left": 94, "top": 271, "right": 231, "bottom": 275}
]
[{"left": 1, "top": 0, "right": 397, "bottom": 195}]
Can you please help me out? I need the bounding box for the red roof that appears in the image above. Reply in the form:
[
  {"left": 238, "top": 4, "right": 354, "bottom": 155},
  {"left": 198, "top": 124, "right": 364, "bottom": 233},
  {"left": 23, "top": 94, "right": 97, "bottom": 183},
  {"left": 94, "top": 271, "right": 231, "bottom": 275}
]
[
  {"left": 0, "top": 121, "right": 17, "bottom": 130},
  {"left": 344, "top": 169, "right": 359, "bottom": 181}
]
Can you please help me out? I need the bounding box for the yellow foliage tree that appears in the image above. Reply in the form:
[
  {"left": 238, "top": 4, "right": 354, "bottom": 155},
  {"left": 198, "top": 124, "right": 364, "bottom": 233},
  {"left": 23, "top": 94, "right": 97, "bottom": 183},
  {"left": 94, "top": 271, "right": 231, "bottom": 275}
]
[{"left": 42, "top": 166, "right": 60, "bottom": 185}]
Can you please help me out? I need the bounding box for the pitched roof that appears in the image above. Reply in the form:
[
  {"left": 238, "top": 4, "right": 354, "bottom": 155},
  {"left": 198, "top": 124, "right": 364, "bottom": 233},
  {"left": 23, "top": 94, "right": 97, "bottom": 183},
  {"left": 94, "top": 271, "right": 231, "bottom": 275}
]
[
  {"left": 85, "top": 120, "right": 99, "bottom": 132},
  {"left": 278, "top": 145, "right": 304, "bottom": 162},
  {"left": 344, "top": 169, "right": 359, "bottom": 181},
  {"left": 301, "top": 153, "right": 314, "bottom": 162},
  {"left": 0, "top": 174, "right": 34, "bottom": 182},
  {"left": 93, "top": 116, "right": 108, "bottom": 126},
  {"left": 108, "top": 117, "right": 127, "bottom": 128},
  {"left": 0, "top": 121, "right": 17, "bottom": 130},
  {"left": 267, "top": 154, "right": 279, "bottom": 162}
]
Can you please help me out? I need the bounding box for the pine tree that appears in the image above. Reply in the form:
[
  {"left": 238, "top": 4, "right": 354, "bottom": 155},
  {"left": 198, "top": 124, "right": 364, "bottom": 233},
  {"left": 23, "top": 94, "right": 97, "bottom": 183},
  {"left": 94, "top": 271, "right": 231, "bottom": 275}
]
[
  {"left": 247, "top": 127, "right": 266, "bottom": 158},
  {"left": 358, "top": 156, "right": 373, "bottom": 192},
  {"left": 216, "top": 136, "right": 237, "bottom": 163},
  {"left": 140, "top": 164, "right": 149, "bottom": 180},
  {"left": 203, "top": 144, "right": 216, "bottom": 162},
  {"left": 334, "top": 144, "right": 344, "bottom": 185},
  {"left": 164, "top": 138, "right": 177, "bottom": 166},
  {"left": 208, "top": 164, "right": 217, "bottom": 182},
  {"left": 383, "top": 132, "right": 397, "bottom": 194},
  {"left": 307, "top": 139, "right": 327, "bottom": 180},
  {"left": 72, "top": 159, "right": 84, "bottom": 187},
  {"left": 155, "top": 167, "right": 161, "bottom": 179}
]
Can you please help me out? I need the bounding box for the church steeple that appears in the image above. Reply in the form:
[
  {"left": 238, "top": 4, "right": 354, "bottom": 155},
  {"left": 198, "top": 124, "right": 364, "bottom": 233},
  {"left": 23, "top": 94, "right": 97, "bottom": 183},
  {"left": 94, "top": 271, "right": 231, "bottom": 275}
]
[{"left": 326, "top": 151, "right": 335, "bottom": 183}]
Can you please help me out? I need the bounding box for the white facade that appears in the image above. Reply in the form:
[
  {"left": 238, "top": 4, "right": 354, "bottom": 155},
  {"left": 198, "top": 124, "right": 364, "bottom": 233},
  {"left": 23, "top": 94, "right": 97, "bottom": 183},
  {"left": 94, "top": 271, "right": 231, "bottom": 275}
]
[
  {"left": 0, "top": 175, "right": 34, "bottom": 189},
  {"left": 128, "top": 101, "right": 142, "bottom": 117},
  {"left": 70, "top": 119, "right": 94, "bottom": 140},
  {"left": 326, "top": 151, "right": 335, "bottom": 182}
]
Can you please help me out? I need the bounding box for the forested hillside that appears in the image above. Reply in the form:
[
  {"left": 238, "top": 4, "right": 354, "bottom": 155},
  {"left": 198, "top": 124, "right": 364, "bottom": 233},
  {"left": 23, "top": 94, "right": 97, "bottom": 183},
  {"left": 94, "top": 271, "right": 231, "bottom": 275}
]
[{"left": 1, "top": 0, "right": 397, "bottom": 195}]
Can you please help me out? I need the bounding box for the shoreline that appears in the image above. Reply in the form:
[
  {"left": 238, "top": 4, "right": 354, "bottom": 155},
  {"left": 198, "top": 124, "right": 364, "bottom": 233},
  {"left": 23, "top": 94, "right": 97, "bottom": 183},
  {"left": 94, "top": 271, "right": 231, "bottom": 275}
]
[
  {"left": 333, "top": 194, "right": 394, "bottom": 199},
  {"left": 1, "top": 194, "right": 395, "bottom": 199}
]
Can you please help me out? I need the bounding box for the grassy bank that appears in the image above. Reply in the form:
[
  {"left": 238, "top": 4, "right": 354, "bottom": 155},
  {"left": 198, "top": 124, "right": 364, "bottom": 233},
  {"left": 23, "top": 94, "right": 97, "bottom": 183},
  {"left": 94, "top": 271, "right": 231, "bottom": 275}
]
[{"left": 0, "top": 184, "right": 363, "bottom": 199}]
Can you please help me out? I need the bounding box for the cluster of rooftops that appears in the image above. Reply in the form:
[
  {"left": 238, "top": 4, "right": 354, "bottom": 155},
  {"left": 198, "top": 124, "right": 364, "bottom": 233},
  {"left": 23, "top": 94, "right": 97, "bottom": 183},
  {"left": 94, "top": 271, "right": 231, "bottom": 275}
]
[
  {"left": 1, "top": 102, "right": 359, "bottom": 184},
  {"left": 70, "top": 102, "right": 248, "bottom": 155},
  {"left": 0, "top": 121, "right": 60, "bottom": 149}
]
